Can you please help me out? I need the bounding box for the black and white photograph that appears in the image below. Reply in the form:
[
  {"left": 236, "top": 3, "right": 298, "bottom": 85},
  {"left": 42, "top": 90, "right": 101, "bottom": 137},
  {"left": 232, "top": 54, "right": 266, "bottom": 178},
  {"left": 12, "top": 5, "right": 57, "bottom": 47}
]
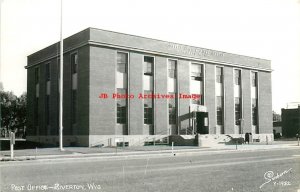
[{"left": 0, "top": 0, "right": 300, "bottom": 191}]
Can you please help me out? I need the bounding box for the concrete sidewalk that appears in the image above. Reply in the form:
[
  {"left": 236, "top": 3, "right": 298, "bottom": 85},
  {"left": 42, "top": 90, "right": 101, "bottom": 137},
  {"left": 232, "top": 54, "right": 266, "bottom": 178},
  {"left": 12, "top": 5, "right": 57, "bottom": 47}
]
[{"left": 1, "top": 141, "right": 299, "bottom": 162}]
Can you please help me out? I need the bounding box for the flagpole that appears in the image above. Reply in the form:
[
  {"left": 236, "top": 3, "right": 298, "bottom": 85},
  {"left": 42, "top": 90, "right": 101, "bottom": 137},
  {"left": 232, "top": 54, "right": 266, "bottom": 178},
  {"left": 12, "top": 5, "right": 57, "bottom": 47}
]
[{"left": 59, "top": 0, "right": 64, "bottom": 151}]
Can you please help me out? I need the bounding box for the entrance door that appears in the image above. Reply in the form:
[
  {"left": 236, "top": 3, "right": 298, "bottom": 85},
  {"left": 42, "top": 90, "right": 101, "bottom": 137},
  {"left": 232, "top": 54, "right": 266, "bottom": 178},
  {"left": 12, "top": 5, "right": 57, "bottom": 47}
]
[{"left": 196, "top": 112, "right": 209, "bottom": 134}]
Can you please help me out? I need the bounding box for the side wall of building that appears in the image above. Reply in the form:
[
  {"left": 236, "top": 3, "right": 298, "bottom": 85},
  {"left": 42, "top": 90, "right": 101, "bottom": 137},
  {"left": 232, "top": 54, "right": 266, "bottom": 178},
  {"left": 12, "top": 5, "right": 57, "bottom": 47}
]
[
  {"left": 26, "top": 46, "right": 90, "bottom": 146},
  {"left": 89, "top": 46, "right": 116, "bottom": 136},
  {"left": 258, "top": 71, "right": 272, "bottom": 134}
]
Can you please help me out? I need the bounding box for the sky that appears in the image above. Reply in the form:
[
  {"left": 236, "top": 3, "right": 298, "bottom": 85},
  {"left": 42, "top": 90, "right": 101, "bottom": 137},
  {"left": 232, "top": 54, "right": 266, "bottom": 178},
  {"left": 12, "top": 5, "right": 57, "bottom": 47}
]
[{"left": 0, "top": 0, "right": 299, "bottom": 113}]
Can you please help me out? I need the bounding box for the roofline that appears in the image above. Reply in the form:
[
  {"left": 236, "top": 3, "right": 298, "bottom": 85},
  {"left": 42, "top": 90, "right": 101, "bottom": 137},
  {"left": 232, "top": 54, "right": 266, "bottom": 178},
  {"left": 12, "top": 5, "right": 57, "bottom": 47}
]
[
  {"left": 25, "top": 40, "right": 273, "bottom": 72},
  {"left": 89, "top": 27, "right": 271, "bottom": 62}
]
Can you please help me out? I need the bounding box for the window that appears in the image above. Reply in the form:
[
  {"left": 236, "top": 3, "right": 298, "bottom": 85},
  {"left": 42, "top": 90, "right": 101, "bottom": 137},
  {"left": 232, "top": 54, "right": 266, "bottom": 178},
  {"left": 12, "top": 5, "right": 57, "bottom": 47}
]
[
  {"left": 144, "top": 56, "right": 154, "bottom": 76},
  {"left": 35, "top": 67, "right": 40, "bottom": 84},
  {"left": 191, "top": 63, "right": 204, "bottom": 105},
  {"left": 234, "top": 69, "right": 241, "bottom": 85},
  {"left": 144, "top": 91, "right": 153, "bottom": 124},
  {"left": 235, "top": 98, "right": 241, "bottom": 125},
  {"left": 46, "top": 95, "right": 50, "bottom": 126},
  {"left": 143, "top": 57, "right": 154, "bottom": 124},
  {"left": 46, "top": 63, "right": 50, "bottom": 81},
  {"left": 216, "top": 96, "right": 223, "bottom": 125},
  {"left": 71, "top": 53, "right": 78, "bottom": 74},
  {"left": 117, "top": 89, "right": 127, "bottom": 124},
  {"left": 216, "top": 67, "right": 223, "bottom": 83},
  {"left": 251, "top": 72, "right": 257, "bottom": 87},
  {"left": 168, "top": 60, "right": 177, "bottom": 78},
  {"left": 252, "top": 98, "right": 258, "bottom": 125},
  {"left": 191, "top": 63, "right": 203, "bottom": 81},
  {"left": 169, "top": 93, "right": 176, "bottom": 125},
  {"left": 35, "top": 98, "right": 39, "bottom": 127},
  {"left": 117, "top": 52, "right": 128, "bottom": 73},
  {"left": 72, "top": 90, "right": 77, "bottom": 124}
]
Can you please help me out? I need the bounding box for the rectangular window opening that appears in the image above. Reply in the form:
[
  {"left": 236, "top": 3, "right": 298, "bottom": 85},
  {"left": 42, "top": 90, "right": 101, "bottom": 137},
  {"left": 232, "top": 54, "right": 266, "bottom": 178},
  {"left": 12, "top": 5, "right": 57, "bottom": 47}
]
[
  {"left": 144, "top": 56, "right": 154, "bottom": 76},
  {"left": 216, "top": 67, "right": 223, "bottom": 83}
]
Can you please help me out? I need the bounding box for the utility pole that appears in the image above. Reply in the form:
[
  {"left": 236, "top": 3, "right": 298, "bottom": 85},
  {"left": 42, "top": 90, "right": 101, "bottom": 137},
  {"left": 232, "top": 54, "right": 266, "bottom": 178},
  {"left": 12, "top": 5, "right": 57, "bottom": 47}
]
[{"left": 59, "top": 0, "right": 64, "bottom": 151}]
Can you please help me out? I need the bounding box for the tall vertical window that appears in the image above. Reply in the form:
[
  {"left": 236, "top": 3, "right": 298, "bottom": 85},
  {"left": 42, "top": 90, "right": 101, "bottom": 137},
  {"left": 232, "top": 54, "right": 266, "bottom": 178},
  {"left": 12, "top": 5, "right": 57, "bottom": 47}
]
[
  {"left": 143, "top": 56, "right": 154, "bottom": 126},
  {"left": 215, "top": 66, "right": 224, "bottom": 133},
  {"left": 191, "top": 63, "right": 204, "bottom": 105},
  {"left": 116, "top": 52, "right": 128, "bottom": 126},
  {"left": 234, "top": 69, "right": 241, "bottom": 85},
  {"left": 34, "top": 67, "right": 40, "bottom": 128},
  {"left": 168, "top": 60, "right": 177, "bottom": 126},
  {"left": 71, "top": 53, "right": 78, "bottom": 125},
  {"left": 45, "top": 63, "right": 51, "bottom": 127},
  {"left": 235, "top": 98, "right": 241, "bottom": 125},
  {"left": 117, "top": 89, "right": 127, "bottom": 124},
  {"left": 216, "top": 67, "right": 223, "bottom": 83},
  {"left": 251, "top": 72, "right": 257, "bottom": 87},
  {"left": 144, "top": 91, "right": 153, "bottom": 124},
  {"left": 168, "top": 60, "right": 177, "bottom": 78},
  {"left": 252, "top": 98, "right": 258, "bottom": 126},
  {"left": 216, "top": 96, "right": 223, "bottom": 125},
  {"left": 234, "top": 69, "right": 242, "bottom": 130},
  {"left": 168, "top": 94, "right": 176, "bottom": 125},
  {"left": 251, "top": 71, "right": 258, "bottom": 133},
  {"left": 144, "top": 56, "right": 154, "bottom": 76}
]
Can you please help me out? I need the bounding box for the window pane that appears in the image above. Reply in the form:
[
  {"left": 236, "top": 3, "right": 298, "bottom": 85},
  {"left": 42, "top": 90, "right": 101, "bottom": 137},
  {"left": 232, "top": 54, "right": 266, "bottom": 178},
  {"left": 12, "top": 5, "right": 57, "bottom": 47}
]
[
  {"left": 144, "top": 90, "right": 153, "bottom": 124},
  {"left": 168, "top": 92, "right": 176, "bottom": 125},
  {"left": 216, "top": 96, "right": 223, "bottom": 125},
  {"left": 216, "top": 67, "right": 223, "bottom": 83},
  {"left": 235, "top": 97, "right": 241, "bottom": 125},
  {"left": 252, "top": 72, "right": 257, "bottom": 87},
  {"left": 72, "top": 90, "right": 77, "bottom": 124},
  {"left": 71, "top": 53, "right": 78, "bottom": 74},
  {"left": 46, "top": 95, "right": 50, "bottom": 125},
  {"left": 144, "top": 56, "right": 154, "bottom": 75},
  {"left": 234, "top": 69, "right": 241, "bottom": 85},
  {"left": 191, "top": 64, "right": 202, "bottom": 79},
  {"left": 117, "top": 88, "right": 127, "bottom": 124},
  {"left": 252, "top": 98, "right": 257, "bottom": 125},
  {"left": 35, "top": 67, "right": 40, "bottom": 84},
  {"left": 46, "top": 63, "right": 50, "bottom": 81},
  {"left": 168, "top": 60, "right": 177, "bottom": 78},
  {"left": 117, "top": 52, "right": 128, "bottom": 73}
]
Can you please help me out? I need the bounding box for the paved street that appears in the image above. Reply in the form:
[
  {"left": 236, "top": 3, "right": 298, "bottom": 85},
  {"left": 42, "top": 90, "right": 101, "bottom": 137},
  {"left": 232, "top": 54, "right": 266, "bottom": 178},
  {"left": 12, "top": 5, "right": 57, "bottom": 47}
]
[{"left": 1, "top": 148, "right": 300, "bottom": 192}]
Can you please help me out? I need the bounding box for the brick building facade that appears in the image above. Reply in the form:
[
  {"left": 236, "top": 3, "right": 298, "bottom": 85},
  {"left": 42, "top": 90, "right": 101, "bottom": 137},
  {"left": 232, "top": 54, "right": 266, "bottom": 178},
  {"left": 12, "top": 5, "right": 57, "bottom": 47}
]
[{"left": 26, "top": 28, "right": 273, "bottom": 146}]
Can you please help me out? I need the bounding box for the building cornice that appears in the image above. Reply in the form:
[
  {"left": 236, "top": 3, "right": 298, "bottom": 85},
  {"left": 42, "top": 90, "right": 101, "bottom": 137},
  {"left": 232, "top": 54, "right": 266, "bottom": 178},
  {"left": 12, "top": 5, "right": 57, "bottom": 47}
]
[{"left": 25, "top": 40, "right": 272, "bottom": 72}]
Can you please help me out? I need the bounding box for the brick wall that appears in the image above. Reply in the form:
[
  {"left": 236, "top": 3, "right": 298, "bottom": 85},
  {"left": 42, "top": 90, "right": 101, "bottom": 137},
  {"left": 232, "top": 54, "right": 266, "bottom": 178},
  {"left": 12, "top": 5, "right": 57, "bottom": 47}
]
[
  {"left": 258, "top": 71, "right": 272, "bottom": 133},
  {"left": 205, "top": 64, "right": 216, "bottom": 133},
  {"left": 89, "top": 46, "right": 116, "bottom": 135},
  {"left": 128, "top": 52, "right": 144, "bottom": 135},
  {"left": 224, "top": 66, "right": 234, "bottom": 134},
  {"left": 242, "top": 69, "right": 252, "bottom": 133},
  {"left": 155, "top": 56, "right": 168, "bottom": 135}
]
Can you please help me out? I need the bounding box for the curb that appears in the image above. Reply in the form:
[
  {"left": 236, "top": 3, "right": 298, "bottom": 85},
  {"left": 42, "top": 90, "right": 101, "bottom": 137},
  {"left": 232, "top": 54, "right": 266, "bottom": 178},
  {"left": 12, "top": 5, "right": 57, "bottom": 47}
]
[{"left": 1, "top": 145, "right": 299, "bottom": 163}]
